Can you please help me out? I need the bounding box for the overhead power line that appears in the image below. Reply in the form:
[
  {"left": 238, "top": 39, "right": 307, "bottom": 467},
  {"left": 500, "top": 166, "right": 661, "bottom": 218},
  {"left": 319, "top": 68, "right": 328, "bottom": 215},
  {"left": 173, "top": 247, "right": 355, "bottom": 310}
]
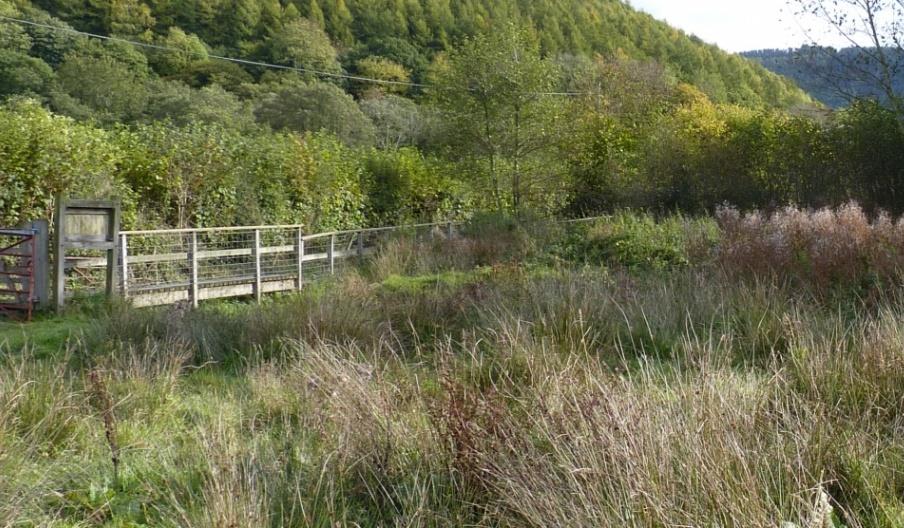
[
  {"left": 0, "top": 14, "right": 597, "bottom": 96},
  {"left": 0, "top": 14, "right": 425, "bottom": 87}
]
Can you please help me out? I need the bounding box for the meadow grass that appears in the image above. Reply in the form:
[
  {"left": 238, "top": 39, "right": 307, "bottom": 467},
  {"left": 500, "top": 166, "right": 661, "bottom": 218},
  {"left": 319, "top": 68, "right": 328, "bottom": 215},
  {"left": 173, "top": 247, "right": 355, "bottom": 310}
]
[{"left": 3, "top": 208, "right": 904, "bottom": 527}]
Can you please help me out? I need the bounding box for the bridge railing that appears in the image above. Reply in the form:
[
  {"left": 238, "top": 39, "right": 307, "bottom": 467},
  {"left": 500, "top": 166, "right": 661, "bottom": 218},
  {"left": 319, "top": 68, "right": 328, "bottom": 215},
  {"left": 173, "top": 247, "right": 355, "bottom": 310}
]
[
  {"left": 119, "top": 221, "right": 458, "bottom": 307},
  {"left": 63, "top": 216, "right": 608, "bottom": 308}
]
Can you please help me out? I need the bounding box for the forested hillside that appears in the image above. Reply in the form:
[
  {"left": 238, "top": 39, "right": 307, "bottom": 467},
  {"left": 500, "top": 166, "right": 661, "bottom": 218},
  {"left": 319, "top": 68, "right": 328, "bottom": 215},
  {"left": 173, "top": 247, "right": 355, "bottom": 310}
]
[
  {"left": 2, "top": 0, "right": 903, "bottom": 233},
  {"left": 9, "top": 4, "right": 904, "bottom": 527},
  {"left": 744, "top": 47, "right": 904, "bottom": 108},
  {"left": 3, "top": 0, "right": 810, "bottom": 107}
]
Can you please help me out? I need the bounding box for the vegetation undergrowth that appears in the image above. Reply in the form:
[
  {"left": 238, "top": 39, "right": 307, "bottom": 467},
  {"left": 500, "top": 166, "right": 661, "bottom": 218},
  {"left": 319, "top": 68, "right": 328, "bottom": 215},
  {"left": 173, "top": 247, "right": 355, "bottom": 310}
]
[{"left": 3, "top": 208, "right": 904, "bottom": 527}]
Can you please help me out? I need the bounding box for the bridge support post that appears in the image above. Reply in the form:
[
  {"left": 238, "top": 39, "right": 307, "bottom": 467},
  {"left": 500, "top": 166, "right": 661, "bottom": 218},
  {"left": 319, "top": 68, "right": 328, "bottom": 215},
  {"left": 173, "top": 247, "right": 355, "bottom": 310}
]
[
  {"left": 329, "top": 234, "right": 335, "bottom": 275},
  {"left": 189, "top": 232, "right": 198, "bottom": 308},
  {"left": 120, "top": 233, "right": 129, "bottom": 300},
  {"left": 253, "top": 229, "right": 262, "bottom": 303},
  {"left": 295, "top": 228, "right": 304, "bottom": 291}
]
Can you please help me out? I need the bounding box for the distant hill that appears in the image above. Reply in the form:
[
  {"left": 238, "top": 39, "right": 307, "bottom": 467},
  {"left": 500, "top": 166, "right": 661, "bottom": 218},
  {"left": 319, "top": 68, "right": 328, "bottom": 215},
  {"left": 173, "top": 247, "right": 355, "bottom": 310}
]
[
  {"left": 743, "top": 46, "right": 904, "bottom": 108},
  {"left": 5, "top": 0, "right": 812, "bottom": 108}
]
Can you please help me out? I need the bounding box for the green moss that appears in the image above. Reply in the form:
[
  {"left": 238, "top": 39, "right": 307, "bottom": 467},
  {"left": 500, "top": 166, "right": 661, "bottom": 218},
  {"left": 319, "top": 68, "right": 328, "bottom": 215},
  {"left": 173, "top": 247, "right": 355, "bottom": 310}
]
[
  {"left": 0, "top": 314, "right": 92, "bottom": 358},
  {"left": 379, "top": 270, "right": 483, "bottom": 294}
]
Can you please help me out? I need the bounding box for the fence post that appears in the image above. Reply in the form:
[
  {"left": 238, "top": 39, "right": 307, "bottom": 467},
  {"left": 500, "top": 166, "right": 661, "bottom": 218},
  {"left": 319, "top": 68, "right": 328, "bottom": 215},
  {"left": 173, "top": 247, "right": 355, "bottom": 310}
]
[
  {"left": 189, "top": 232, "right": 198, "bottom": 308},
  {"left": 329, "top": 233, "right": 336, "bottom": 275},
  {"left": 120, "top": 233, "right": 129, "bottom": 299},
  {"left": 253, "top": 229, "right": 262, "bottom": 303},
  {"left": 52, "top": 200, "right": 65, "bottom": 311},
  {"left": 295, "top": 227, "right": 304, "bottom": 291},
  {"left": 446, "top": 221, "right": 454, "bottom": 239},
  {"left": 357, "top": 230, "right": 365, "bottom": 258},
  {"left": 106, "top": 205, "right": 121, "bottom": 299},
  {"left": 22, "top": 220, "right": 49, "bottom": 309}
]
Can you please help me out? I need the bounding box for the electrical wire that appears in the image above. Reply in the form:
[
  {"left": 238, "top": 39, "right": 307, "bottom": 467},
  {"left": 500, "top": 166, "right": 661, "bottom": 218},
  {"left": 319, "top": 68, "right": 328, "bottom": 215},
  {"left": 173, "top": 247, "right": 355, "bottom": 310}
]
[
  {"left": 0, "top": 14, "right": 597, "bottom": 96},
  {"left": 0, "top": 14, "right": 424, "bottom": 87}
]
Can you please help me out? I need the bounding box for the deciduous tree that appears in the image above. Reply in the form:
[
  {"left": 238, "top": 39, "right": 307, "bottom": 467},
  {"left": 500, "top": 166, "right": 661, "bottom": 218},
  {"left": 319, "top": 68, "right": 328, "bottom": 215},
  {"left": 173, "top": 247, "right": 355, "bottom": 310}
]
[
  {"left": 269, "top": 17, "right": 340, "bottom": 77},
  {"left": 791, "top": 0, "right": 904, "bottom": 128},
  {"left": 151, "top": 26, "right": 208, "bottom": 76},
  {"left": 354, "top": 55, "right": 410, "bottom": 94},
  {"left": 55, "top": 44, "right": 150, "bottom": 122},
  {"left": 0, "top": 50, "right": 54, "bottom": 97},
  {"left": 254, "top": 78, "right": 376, "bottom": 146},
  {"left": 430, "top": 24, "right": 567, "bottom": 212}
]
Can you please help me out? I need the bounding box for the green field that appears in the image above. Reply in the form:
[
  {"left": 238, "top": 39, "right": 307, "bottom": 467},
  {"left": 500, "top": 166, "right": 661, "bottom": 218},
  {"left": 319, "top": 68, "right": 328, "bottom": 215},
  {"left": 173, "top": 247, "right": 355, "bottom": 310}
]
[{"left": 3, "top": 211, "right": 904, "bottom": 527}]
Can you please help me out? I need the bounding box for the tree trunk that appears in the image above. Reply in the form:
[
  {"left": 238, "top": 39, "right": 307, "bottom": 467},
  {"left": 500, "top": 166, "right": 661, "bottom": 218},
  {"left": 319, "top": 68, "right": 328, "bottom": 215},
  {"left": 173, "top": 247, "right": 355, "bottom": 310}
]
[
  {"left": 482, "top": 99, "right": 502, "bottom": 212},
  {"left": 512, "top": 101, "right": 521, "bottom": 213}
]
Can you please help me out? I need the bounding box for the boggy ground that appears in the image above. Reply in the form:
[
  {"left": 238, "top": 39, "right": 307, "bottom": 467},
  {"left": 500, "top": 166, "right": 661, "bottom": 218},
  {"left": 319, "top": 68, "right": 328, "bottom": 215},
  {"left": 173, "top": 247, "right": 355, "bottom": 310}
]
[{"left": 2, "top": 210, "right": 904, "bottom": 527}]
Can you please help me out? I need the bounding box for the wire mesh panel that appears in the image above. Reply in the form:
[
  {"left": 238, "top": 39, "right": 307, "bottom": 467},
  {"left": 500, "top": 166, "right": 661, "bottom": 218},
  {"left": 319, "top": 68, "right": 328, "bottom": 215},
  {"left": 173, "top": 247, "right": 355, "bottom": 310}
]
[
  {"left": 301, "top": 234, "right": 332, "bottom": 283},
  {"left": 123, "top": 232, "right": 191, "bottom": 294},
  {"left": 117, "top": 218, "right": 615, "bottom": 308},
  {"left": 122, "top": 225, "right": 305, "bottom": 306},
  {"left": 359, "top": 227, "right": 391, "bottom": 252},
  {"left": 196, "top": 230, "right": 255, "bottom": 286},
  {"left": 333, "top": 231, "right": 360, "bottom": 275},
  {"left": 259, "top": 228, "right": 300, "bottom": 283}
]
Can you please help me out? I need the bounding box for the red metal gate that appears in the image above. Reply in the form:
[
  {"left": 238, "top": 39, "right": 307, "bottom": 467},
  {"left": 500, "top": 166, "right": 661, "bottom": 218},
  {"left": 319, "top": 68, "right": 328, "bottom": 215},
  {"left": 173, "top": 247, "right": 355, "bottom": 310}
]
[{"left": 0, "top": 229, "right": 37, "bottom": 321}]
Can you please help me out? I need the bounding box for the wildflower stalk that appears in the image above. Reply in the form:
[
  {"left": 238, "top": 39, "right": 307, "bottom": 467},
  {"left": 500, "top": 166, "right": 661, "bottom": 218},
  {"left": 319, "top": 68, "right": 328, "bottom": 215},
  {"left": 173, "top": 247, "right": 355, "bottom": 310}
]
[{"left": 88, "top": 369, "right": 120, "bottom": 486}]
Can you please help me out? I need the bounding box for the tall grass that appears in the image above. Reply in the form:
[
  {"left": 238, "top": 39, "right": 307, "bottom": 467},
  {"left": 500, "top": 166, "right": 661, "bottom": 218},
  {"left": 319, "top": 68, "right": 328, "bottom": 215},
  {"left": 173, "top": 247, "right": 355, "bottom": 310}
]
[{"left": 3, "top": 209, "right": 904, "bottom": 526}]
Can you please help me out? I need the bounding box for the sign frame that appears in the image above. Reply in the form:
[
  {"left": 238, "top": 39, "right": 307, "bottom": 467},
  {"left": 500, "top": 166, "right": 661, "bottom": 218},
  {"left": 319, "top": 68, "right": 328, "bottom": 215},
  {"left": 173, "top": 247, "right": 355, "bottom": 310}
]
[{"left": 53, "top": 198, "right": 121, "bottom": 310}]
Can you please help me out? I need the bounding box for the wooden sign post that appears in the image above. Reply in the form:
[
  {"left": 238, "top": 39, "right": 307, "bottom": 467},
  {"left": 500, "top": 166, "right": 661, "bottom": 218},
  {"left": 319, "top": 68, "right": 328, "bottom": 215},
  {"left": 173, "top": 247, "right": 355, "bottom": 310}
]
[{"left": 53, "top": 198, "right": 121, "bottom": 311}]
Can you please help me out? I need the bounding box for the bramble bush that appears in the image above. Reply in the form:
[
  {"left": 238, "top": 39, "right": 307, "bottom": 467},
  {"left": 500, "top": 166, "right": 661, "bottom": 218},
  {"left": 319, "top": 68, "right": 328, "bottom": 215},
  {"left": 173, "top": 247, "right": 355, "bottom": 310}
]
[{"left": 0, "top": 99, "right": 134, "bottom": 227}]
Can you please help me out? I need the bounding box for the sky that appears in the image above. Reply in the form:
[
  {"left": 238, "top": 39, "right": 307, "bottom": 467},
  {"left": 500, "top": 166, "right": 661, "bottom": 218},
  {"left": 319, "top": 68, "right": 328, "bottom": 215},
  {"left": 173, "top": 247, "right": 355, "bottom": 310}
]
[{"left": 629, "top": 0, "right": 853, "bottom": 53}]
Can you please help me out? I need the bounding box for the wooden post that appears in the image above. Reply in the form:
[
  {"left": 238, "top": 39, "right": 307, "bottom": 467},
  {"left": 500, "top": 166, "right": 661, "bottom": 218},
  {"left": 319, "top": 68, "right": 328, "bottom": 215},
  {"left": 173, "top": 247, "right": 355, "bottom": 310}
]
[
  {"left": 446, "top": 221, "right": 454, "bottom": 239},
  {"left": 120, "top": 233, "right": 129, "bottom": 299},
  {"left": 253, "top": 229, "right": 262, "bottom": 302},
  {"left": 295, "top": 228, "right": 304, "bottom": 290},
  {"left": 106, "top": 204, "right": 121, "bottom": 299},
  {"left": 53, "top": 199, "right": 65, "bottom": 312},
  {"left": 23, "top": 220, "right": 49, "bottom": 309},
  {"left": 328, "top": 234, "right": 336, "bottom": 275},
  {"left": 357, "top": 230, "right": 365, "bottom": 258},
  {"left": 189, "top": 232, "right": 198, "bottom": 308}
]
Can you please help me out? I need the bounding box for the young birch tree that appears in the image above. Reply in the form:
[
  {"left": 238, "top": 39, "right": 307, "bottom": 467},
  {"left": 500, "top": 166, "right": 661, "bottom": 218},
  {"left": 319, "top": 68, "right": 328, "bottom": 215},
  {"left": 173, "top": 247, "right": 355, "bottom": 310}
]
[{"left": 430, "top": 25, "right": 567, "bottom": 213}]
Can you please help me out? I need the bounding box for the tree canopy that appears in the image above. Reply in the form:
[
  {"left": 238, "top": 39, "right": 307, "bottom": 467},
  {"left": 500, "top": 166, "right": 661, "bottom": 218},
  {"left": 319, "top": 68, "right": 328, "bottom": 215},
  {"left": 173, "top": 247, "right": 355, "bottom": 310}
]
[
  {"left": 3, "top": 0, "right": 904, "bottom": 231},
  {"left": 2, "top": 0, "right": 812, "bottom": 108}
]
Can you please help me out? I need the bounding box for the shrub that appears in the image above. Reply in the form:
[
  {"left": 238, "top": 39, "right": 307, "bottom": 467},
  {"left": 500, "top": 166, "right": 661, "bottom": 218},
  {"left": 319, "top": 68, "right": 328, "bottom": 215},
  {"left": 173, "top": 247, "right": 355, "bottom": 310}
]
[
  {"left": 554, "top": 213, "right": 717, "bottom": 270},
  {"left": 0, "top": 99, "right": 133, "bottom": 227},
  {"left": 362, "top": 148, "right": 472, "bottom": 225},
  {"left": 716, "top": 202, "right": 904, "bottom": 290}
]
